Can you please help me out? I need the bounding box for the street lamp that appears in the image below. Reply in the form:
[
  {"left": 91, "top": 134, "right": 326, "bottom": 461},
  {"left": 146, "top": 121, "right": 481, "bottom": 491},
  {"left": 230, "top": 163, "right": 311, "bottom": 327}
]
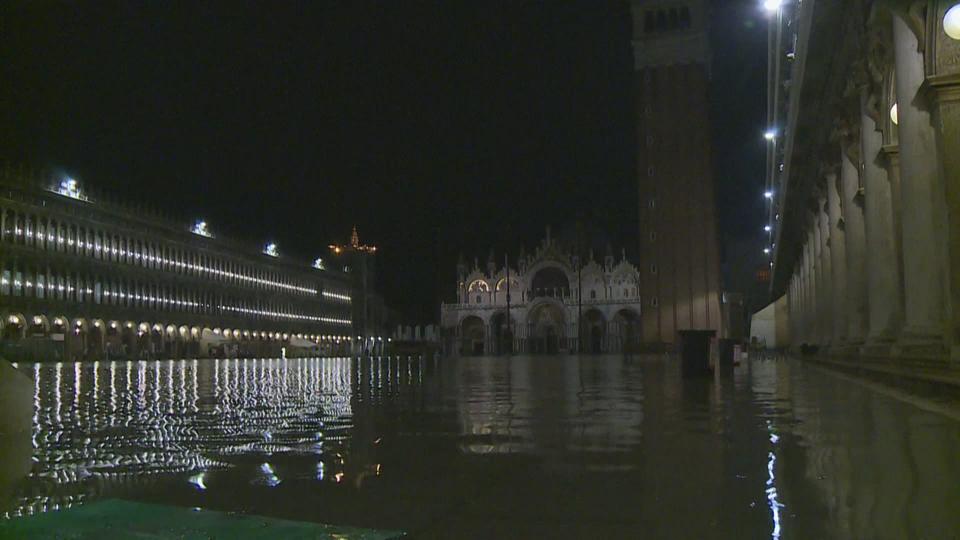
[
  {"left": 945, "top": 4, "right": 960, "bottom": 40},
  {"left": 763, "top": 0, "right": 781, "bottom": 13},
  {"left": 764, "top": 190, "right": 774, "bottom": 199},
  {"left": 764, "top": 129, "right": 777, "bottom": 141}
]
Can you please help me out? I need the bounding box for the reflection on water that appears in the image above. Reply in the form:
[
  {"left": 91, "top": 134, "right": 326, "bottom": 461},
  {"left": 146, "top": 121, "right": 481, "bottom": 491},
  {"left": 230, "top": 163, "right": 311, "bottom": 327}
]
[{"left": 2, "top": 355, "right": 959, "bottom": 538}]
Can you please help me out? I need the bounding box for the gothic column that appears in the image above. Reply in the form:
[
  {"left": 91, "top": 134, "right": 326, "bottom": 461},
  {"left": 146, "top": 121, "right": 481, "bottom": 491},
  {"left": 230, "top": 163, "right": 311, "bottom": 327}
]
[
  {"left": 841, "top": 141, "right": 869, "bottom": 347},
  {"left": 818, "top": 194, "right": 834, "bottom": 346},
  {"left": 861, "top": 90, "right": 903, "bottom": 353},
  {"left": 806, "top": 225, "right": 818, "bottom": 344},
  {"left": 827, "top": 168, "right": 848, "bottom": 346},
  {"left": 919, "top": 0, "right": 960, "bottom": 362},
  {"left": 892, "top": 12, "right": 947, "bottom": 353}
]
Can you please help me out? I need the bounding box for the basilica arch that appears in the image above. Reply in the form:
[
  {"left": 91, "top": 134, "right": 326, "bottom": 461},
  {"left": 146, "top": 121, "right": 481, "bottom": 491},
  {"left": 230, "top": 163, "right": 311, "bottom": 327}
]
[{"left": 527, "top": 299, "right": 566, "bottom": 354}]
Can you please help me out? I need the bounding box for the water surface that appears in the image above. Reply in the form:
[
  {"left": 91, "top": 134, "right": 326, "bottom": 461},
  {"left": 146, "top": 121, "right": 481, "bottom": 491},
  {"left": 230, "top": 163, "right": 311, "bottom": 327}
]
[{"left": 3, "top": 355, "right": 960, "bottom": 538}]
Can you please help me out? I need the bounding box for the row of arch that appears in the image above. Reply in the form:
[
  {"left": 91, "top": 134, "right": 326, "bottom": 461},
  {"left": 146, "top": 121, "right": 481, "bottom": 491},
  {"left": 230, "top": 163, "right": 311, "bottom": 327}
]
[
  {"left": 0, "top": 258, "right": 350, "bottom": 326},
  {"left": 457, "top": 305, "right": 641, "bottom": 356},
  {"left": 1, "top": 311, "right": 357, "bottom": 361},
  {"left": 460, "top": 264, "right": 640, "bottom": 306},
  {"left": 0, "top": 204, "right": 349, "bottom": 301}
]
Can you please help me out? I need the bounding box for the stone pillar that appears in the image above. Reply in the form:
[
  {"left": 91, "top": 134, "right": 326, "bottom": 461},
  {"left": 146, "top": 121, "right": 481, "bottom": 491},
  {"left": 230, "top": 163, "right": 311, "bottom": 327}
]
[
  {"left": 818, "top": 195, "right": 833, "bottom": 347},
  {"left": 808, "top": 225, "right": 819, "bottom": 345},
  {"left": 813, "top": 211, "right": 826, "bottom": 345},
  {"left": 925, "top": 76, "right": 960, "bottom": 363},
  {"left": 861, "top": 91, "right": 903, "bottom": 353},
  {"left": 891, "top": 14, "right": 946, "bottom": 353},
  {"left": 827, "top": 170, "right": 848, "bottom": 346},
  {"left": 841, "top": 144, "right": 869, "bottom": 347}
]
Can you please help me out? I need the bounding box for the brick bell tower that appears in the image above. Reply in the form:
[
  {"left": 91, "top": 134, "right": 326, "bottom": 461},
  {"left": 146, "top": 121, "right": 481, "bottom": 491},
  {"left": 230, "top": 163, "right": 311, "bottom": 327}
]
[{"left": 630, "top": 0, "right": 723, "bottom": 346}]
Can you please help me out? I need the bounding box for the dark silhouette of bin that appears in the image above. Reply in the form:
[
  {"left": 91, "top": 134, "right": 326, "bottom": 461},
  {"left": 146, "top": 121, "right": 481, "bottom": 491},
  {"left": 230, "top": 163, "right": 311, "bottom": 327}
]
[{"left": 679, "top": 330, "right": 716, "bottom": 378}]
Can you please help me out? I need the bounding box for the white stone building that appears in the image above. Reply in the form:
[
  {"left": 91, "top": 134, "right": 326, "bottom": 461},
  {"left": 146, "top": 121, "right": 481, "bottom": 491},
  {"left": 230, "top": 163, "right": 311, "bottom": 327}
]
[{"left": 441, "top": 230, "right": 643, "bottom": 355}]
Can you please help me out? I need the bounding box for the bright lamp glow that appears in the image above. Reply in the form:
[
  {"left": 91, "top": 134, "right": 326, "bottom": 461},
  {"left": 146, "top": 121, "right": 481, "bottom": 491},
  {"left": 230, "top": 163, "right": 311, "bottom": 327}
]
[
  {"left": 764, "top": 225, "right": 772, "bottom": 232},
  {"left": 192, "top": 220, "right": 212, "bottom": 237},
  {"left": 763, "top": 0, "right": 782, "bottom": 12},
  {"left": 764, "top": 129, "right": 777, "bottom": 141},
  {"left": 313, "top": 257, "right": 326, "bottom": 270},
  {"left": 890, "top": 103, "right": 898, "bottom": 125},
  {"left": 764, "top": 191, "right": 774, "bottom": 199},
  {"left": 945, "top": 5, "right": 960, "bottom": 40},
  {"left": 764, "top": 248, "right": 771, "bottom": 254},
  {"left": 263, "top": 243, "right": 279, "bottom": 257}
]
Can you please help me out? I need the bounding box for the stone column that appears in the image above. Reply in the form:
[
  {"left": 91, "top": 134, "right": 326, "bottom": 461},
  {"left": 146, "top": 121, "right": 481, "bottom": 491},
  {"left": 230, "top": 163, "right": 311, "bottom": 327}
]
[
  {"left": 799, "top": 238, "right": 809, "bottom": 344},
  {"left": 892, "top": 13, "right": 946, "bottom": 352},
  {"left": 806, "top": 225, "right": 818, "bottom": 344},
  {"left": 841, "top": 143, "right": 869, "bottom": 347},
  {"left": 925, "top": 79, "right": 960, "bottom": 362},
  {"left": 818, "top": 195, "right": 833, "bottom": 347},
  {"left": 861, "top": 91, "right": 902, "bottom": 353},
  {"left": 827, "top": 169, "right": 848, "bottom": 346}
]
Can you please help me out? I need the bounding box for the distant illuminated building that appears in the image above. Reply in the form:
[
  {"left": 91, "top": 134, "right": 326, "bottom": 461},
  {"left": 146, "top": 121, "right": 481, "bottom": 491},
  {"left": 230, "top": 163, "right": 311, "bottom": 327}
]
[
  {"left": 441, "top": 228, "right": 643, "bottom": 356},
  {"left": 0, "top": 167, "right": 354, "bottom": 360}
]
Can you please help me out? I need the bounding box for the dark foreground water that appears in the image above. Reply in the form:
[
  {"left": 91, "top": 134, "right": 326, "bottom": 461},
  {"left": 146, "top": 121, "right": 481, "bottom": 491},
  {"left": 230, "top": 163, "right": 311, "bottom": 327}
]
[{"left": 2, "top": 355, "right": 960, "bottom": 539}]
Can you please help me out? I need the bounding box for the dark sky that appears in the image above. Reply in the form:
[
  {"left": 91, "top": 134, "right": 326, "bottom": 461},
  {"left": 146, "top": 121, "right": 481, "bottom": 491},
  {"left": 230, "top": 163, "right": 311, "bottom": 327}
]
[{"left": 2, "top": 0, "right": 768, "bottom": 322}]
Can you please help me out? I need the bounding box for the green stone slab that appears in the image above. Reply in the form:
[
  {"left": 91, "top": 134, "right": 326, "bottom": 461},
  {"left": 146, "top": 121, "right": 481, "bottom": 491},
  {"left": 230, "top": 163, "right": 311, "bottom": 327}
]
[{"left": 0, "top": 499, "right": 405, "bottom": 539}]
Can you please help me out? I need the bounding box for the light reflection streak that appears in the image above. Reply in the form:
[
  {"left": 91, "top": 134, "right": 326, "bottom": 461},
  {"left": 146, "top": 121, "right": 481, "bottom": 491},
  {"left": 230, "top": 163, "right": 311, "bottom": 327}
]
[
  {"left": 11, "top": 356, "right": 367, "bottom": 517},
  {"left": 767, "top": 426, "right": 782, "bottom": 539}
]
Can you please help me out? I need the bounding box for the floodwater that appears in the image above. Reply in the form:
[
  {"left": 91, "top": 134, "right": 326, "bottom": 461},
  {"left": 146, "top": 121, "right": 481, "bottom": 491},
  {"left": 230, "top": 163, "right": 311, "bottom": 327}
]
[{"left": 2, "top": 355, "right": 960, "bottom": 539}]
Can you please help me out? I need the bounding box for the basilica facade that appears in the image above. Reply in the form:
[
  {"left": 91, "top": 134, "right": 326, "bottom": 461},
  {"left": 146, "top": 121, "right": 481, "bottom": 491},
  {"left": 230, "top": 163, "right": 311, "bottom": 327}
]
[{"left": 440, "top": 230, "right": 643, "bottom": 356}]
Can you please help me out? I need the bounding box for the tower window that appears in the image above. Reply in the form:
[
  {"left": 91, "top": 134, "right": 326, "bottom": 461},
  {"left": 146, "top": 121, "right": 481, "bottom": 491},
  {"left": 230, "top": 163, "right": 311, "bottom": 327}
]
[
  {"left": 648, "top": 198, "right": 656, "bottom": 209},
  {"left": 647, "top": 166, "right": 655, "bottom": 177},
  {"left": 651, "top": 296, "right": 659, "bottom": 308},
  {"left": 590, "top": 290, "right": 597, "bottom": 300},
  {"left": 649, "top": 231, "right": 658, "bottom": 241},
  {"left": 650, "top": 264, "right": 658, "bottom": 275},
  {"left": 476, "top": 295, "right": 482, "bottom": 304}
]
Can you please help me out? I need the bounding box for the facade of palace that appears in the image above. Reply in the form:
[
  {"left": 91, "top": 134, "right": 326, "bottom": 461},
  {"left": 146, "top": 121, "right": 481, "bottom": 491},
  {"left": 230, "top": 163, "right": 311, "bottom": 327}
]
[
  {"left": 761, "top": 1, "right": 960, "bottom": 374},
  {"left": 630, "top": 0, "right": 725, "bottom": 345},
  {"left": 440, "top": 230, "right": 643, "bottom": 355},
  {"left": 0, "top": 167, "right": 357, "bottom": 361}
]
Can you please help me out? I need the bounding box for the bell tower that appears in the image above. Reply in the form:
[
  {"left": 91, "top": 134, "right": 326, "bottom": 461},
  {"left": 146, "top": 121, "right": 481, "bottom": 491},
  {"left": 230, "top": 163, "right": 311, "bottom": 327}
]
[{"left": 631, "top": 0, "right": 723, "bottom": 346}]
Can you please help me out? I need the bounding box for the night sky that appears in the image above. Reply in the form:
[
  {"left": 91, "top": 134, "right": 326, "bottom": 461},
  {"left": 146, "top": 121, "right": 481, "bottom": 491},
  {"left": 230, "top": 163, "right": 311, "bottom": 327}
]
[{"left": 2, "top": 1, "right": 768, "bottom": 323}]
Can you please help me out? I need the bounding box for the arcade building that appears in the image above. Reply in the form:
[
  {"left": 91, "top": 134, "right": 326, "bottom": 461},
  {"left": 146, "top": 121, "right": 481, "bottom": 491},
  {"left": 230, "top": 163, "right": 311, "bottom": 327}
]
[{"left": 0, "top": 166, "right": 356, "bottom": 361}]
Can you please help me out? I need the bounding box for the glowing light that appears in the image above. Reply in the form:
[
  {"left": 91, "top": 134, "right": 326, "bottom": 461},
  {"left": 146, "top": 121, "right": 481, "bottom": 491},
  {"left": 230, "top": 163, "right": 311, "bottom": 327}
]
[
  {"left": 55, "top": 177, "right": 87, "bottom": 201},
  {"left": 890, "top": 103, "right": 898, "bottom": 125},
  {"left": 189, "top": 472, "right": 207, "bottom": 491},
  {"left": 763, "top": 0, "right": 781, "bottom": 13},
  {"left": 313, "top": 257, "right": 326, "bottom": 270},
  {"left": 33, "top": 316, "right": 43, "bottom": 325},
  {"left": 764, "top": 225, "right": 772, "bottom": 232},
  {"left": 7, "top": 315, "right": 19, "bottom": 324},
  {"left": 764, "top": 129, "right": 777, "bottom": 140},
  {"left": 263, "top": 243, "right": 279, "bottom": 257},
  {"left": 945, "top": 5, "right": 960, "bottom": 40},
  {"left": 764, "top": 248, "right": 771, "bottom": 254},
  {"left": 191, "top": 220, "right": 213, "bottom": 238},
  {"left": 764, "top": 191, "right": 774, "bottom": 199}
]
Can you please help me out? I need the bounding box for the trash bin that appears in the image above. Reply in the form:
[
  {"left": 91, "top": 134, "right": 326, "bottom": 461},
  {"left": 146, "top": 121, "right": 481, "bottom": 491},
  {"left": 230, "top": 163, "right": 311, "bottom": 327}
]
[{"left": 679, "top": 330, "right": 716, "bottom": 378}]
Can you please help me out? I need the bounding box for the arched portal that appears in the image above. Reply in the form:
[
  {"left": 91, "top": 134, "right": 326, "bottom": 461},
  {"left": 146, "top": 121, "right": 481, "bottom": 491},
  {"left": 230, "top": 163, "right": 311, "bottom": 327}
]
[
  {"left": 612, "top": 309, "right": 641, "bottom": 353},
  {"left": 528, "top": 301, "right": 566, "bottom": 354},
  {"left": 581, "top": 309, "right": 606, "bottom": 354},
  {"left": 531, "top": 267, "right": 570, "bottom": 300},
  {"left": 459, "top": 316, "right": 486, "bottom": 356}
]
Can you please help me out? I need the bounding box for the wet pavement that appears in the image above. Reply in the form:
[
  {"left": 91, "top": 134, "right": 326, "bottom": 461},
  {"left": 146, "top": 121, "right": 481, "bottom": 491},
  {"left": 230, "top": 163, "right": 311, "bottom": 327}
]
[{"left": 2, "top": 354, "right": 959, "bottom": 539}]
